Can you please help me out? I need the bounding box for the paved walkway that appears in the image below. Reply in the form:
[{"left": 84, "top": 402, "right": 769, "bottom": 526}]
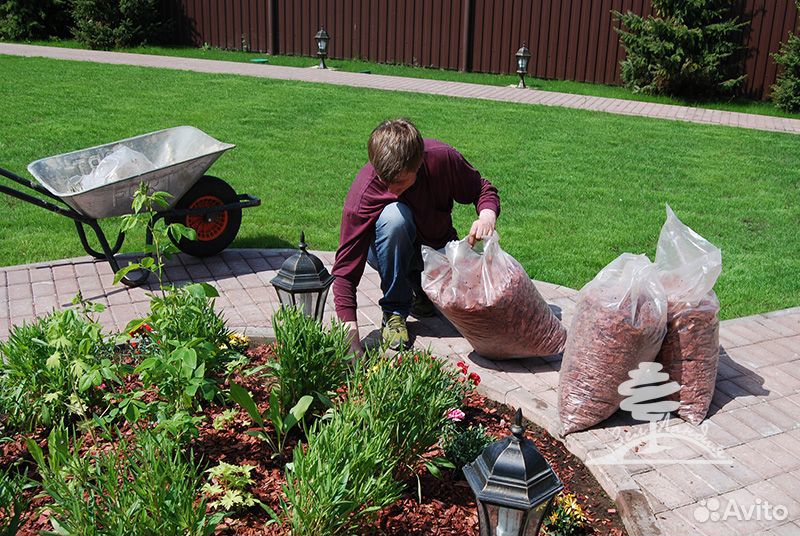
[
  {"left": 1, "top": 250, "right": 799, "bottom": 536},
  {"left": 2, "top": 43, "right": 800, "bottom": 135}
]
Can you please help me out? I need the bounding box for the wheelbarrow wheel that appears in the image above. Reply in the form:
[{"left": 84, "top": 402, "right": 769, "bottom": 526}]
[{"left": 167, "top": 175, "right": 242, "bottom": 257}]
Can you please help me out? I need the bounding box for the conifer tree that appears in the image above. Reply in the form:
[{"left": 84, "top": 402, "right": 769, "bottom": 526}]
[
  {"left": 771, "top": 1, "right": 800, "bottom": 112},
  {"left": 615, "top": 0, "right": 747, "bottom": 98}
]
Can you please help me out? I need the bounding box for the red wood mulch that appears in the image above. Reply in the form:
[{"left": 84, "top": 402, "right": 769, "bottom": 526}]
[{"left": 2, "top": 345, "right": 626, "bottom": 536}]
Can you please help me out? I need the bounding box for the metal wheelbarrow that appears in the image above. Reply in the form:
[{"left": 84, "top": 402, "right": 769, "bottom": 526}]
[{"left": 0, "top": 126, "right": 261, "bottom": 286}]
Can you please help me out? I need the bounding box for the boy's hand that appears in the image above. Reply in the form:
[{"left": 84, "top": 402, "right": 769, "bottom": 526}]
[
  {"left": 345, "top": 320, "right": 364, "bottom": 357},
  {"left": 468, "top": 209, "right": 497, "bottom": 246}
]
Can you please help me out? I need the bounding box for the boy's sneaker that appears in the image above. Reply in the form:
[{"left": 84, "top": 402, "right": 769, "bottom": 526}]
[
  {"left": 382, "top": 313, "right": 409, "bottom": 350},
  {"left": 411, "top": 291, "right": 437, "bottom": 318}
]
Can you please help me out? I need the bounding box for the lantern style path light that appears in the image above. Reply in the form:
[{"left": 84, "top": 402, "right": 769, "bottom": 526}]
[
  {"left": 315, "top": 28, "right": 330, "bottom": 69},
  {"left": 464, "top": 409, "right": 563, "bottom": 536},
  {"left": 270, "top": 231, "right": 334, "bottom": 322},
  {"left": 515, "top": 45, "right": 532, "bottom": 89}
]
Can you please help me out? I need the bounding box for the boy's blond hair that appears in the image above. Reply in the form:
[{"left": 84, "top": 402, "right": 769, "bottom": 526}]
[{"left": 367, "top": 119, "right": 424, "bottom": 183}]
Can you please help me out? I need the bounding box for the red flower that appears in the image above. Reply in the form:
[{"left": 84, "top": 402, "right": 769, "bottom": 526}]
[
  {"left": 130, "top": 340, "right": 138, "bottom": 349},
  {"left": 143, "top": 324, "right": 153, "bottom": 332},
  {"left": 469, "top": 372, "right": 481, "bottom": 386},
  {"left": 456, "top": 361, "right": 469, "bottom": 374}
]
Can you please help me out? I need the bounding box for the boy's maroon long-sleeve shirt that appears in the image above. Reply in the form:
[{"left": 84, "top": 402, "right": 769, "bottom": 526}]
[{"left": 332, "top": 139, "right": 500, "bottom": 322}]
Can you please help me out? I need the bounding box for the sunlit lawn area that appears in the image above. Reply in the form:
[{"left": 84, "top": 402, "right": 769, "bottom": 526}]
[
  {"left": 27, "top": 39, "right": 800, "bottom": 120},
  {"left": 0, "top": 54, "right": 798, "bottom": 320}
]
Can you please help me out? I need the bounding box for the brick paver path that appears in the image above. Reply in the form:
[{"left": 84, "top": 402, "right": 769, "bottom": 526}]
[
  {"left": 2, "top": 43, "right": 800, "bottom": 135},
  {"left": 2, "top": 250, "right": 799, "bottom": 536}
]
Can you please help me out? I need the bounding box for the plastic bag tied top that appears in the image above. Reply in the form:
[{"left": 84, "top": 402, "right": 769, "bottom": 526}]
[{"left": 655, "top": 204, "right": 722, "bottom": 306}]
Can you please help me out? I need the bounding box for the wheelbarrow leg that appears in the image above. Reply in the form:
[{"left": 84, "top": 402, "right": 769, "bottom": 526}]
[
  {"left": 75, "top": 222, "right": 126, "bottom": 259},
  {"left": 85, "top": 220, "right": 149, "bottom": 287}
]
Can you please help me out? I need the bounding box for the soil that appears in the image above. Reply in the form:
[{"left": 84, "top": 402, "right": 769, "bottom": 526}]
[{"left": 2, "top": 345, "right": 627, "bottom": 536}]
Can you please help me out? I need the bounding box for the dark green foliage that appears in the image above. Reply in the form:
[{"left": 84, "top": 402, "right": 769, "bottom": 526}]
[
  {"left": 71, "top": 0, "right": 166, "bottom": 50},
  {"left": 27, "top": 426, "right": 222, "bottom": 535},
  {"left": 0, "top": 0, "right": 70, "bottom": 40},
  {"left": 442, "top": 424, "right": 493, "bottom": 479},
  {"left": 0, "top": 305, "right": 122, "bottom": 432},
  {"left": 270, "top": 306, "right": 352, "bottom": 413},
  {"left": 615, "top": 0, "right": 747, "bottom": 97},
  {"left": 771, "top": 3, "right": 800, "bottom": 112},
  {"left": 0, "top": 468, "right": 30, "bottom": 536}
]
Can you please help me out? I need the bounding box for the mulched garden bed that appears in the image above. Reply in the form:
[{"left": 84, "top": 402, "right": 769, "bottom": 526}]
[{"left": 2, "top": 344, "right": 627, "bottom": 536}]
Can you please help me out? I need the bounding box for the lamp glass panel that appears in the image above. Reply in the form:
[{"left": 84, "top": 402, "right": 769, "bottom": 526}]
[
  {"left": 314, "top": 287, "right": 330, "bottom": 321},
  {"left": 522, "top": 499, "right": 550, "bottom": 536},
  {"left": 276, "top": 288, "right": 294, "bottom": 308},
  {"left": 295, "top": 291, "right": 320, "bottom": 318},
  {"left": 318, "top": 39, "right": 328, "bottom": 52},
  {"left": 496, "top": 507, "right": 524, "bottom": 536},
  {"left": 517, "top": 57, "right": 527, "bottom": 71}
]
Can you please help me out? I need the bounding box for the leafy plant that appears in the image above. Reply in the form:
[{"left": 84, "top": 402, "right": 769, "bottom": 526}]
[
  {"left": 615, "top": 0, "right": 747, "bottom": 97},
  {"left": 442, "top": 424, "right": 493, "bottom": 479},
  {"left": 543, "top": 492, "right": 590, "bottom": 536},
  {"left": 27, "top": 425, "right": 222, "bottom": 536},
  {"left": 0, "top": 301, "right": 123, "bottom": 432},
  {"left": 278, "top": 401, "right": 405, "bottom": 536},
  {"left": 270, "top": 306, "right": 352, "bottom": 413},
  {"left": 202, "top": 462, "right": 259, "bottom": 512},
  {"left": 212, "top": 408, "right": 240, "bottom": 430},
  {"left": 229, "top": 382, "right": 312, "bottom": 458},
  {"left": 71, "top": 0, "right": 168, "bottom": 50},
  {"left": 357, "top": 349, "right": 474, "bottom": 477},
  {"left": 115, "top": 184, "right": 195, "bottom": 292},
  {"left": 0, "top": 467, "right": 30, "bottom": 536},
  {"left": 772, "top": 2, "right": 800, "bottom": 113},
  {"left": 0, "top": 0, "right": 70, "bottom": 40}
]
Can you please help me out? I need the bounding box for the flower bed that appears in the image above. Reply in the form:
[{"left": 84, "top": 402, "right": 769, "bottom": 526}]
[{"left": 0, "top": 284, "right": 626, "bottom": 536}]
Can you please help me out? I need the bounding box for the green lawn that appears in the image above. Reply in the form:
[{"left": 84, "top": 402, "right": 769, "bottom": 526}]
[
  {"left": 25, "top": 39, "right": 800, "bottom": 120},
  {"left": 1, "top": 54, "right": 798, "bottom": 320}
]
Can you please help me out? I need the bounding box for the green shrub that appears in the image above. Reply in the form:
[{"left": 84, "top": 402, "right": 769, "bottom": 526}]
[
  {"left": 270, "top": 306, "right": 352, "bottom": 413},
  {"left": 0, "top": 305, "right": 122, "bottom": 432},
  {"left": 772, "top": 3, "right": 800, "bottom": 112},
  {"left": 0, "top": 0, "right": 71, "bottom": 41},
  {"left": 0, "top": 468, "right": 30, "bottom": 536},
  {"left": 279, "top": 401, "right": 405, "bottom": 536},
  {"left": 27, "top": 426, "right": 222, "bottom": 536},
  {"left": 71, "top": 0, "right": 166, "bottom": 50},
  {"left": 615, "top": 0, "right": 746, "bottom": 97},
  {"left": 144, "top": 282, "right": 229, "bottom": 351},
  {"left": 358, "top": 349, "right": 473, "bottom": 472},
  {"left": 442, "top": 424, "right": 493, "bottom": 479}
]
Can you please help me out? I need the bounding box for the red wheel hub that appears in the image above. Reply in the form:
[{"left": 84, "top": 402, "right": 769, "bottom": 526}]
[{"left": 186, "top": 196, "right": 228, "bottom": 241}]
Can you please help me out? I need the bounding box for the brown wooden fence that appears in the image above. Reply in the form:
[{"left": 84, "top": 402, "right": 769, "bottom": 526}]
[{"left": 166, "top": 0, "right": 799, "bottom": 99}]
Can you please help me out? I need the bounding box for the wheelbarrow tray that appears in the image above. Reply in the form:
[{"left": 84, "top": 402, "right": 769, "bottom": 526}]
[{"left": 26, "top": 126, "right": 234, "bottom": 219}]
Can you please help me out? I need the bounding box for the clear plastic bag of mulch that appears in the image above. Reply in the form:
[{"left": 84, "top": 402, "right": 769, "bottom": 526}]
[
  {"left": 421, "top": 232, "right": 566, "bottom": 359},
  {"left": 558, "top": 253, "right": 668, "bottom": 435},
  {"left": 654, "top": 205, "right": 722, "bottom": 425}
]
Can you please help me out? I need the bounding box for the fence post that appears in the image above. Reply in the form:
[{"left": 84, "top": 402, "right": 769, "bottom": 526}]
[
  {"left": 460, "top": 0, "right": 474, "bottom": 72},
  {"left": 267, "top": 0, "right": 278, "bottom": 55}
]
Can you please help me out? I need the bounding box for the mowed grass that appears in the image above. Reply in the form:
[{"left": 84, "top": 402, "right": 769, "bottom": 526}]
[
  {"left": 0, "top": 54, "right": 798, "bottom": 319},
  {"left": 27, "top": 39, "right": 800, "bottom": 120}
]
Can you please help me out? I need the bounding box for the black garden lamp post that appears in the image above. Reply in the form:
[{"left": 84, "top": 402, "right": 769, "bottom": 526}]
[
  {"left": 270, "top": 231, "right": 334, "bottom": 322},
  {"left": 464, "top": 409, "right": 563, "bottom": 536},
  {"left": 315, "top": 28, "right": 330, "bottom": 69},
  {"left": 515, "top": 45, "right": 531, "bottom": 88}
]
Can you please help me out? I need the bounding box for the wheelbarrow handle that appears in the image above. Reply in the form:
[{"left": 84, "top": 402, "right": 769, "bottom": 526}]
[{"left": 0, "top": 166, "right": 89, "bottom": 223}]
